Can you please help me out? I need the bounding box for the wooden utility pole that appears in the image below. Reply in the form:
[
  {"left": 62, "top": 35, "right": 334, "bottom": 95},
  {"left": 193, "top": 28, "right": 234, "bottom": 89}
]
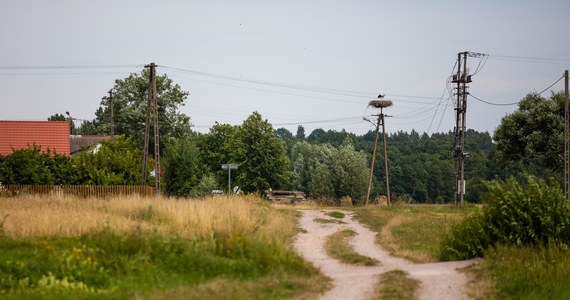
[
  {"left": 108, "top": 89, "right": 114, "bottom": 137},
  {"left": 151, "top": 64, "right": 161, "bottom": 195},
  {"left": 365, "top": 98, "right": 392, "bottom": 206},
  {"left": 141, "top": 63, "right": 160, "bottom": 196},
  {"left": 381, "top": 111, "right": 391, "bottom": 205},
  {"left": 564, "top": 70, "right": 570, "bottom": 202},
  {"left": 365, "top": 115, "right": 381, "bottom": 206}
]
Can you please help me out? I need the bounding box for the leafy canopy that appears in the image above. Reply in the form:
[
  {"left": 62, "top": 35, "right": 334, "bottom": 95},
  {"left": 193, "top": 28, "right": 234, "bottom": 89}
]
[{"left": 80, "top": 69, "right": 191, "bottom": 154}]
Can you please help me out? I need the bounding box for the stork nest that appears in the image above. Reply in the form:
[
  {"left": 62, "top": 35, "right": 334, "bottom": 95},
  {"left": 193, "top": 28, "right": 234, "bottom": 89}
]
[{"left": 368, "top": 100, "right": 393, "bottom": 108}]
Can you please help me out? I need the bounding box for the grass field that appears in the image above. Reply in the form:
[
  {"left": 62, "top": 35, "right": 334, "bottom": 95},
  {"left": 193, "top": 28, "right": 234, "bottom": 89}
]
[
  {"left": 2, "top": 195, "right": 568, "bottom": 299},
  {"left": 0, "top": 195, "right": 328, "bottom": 299}
]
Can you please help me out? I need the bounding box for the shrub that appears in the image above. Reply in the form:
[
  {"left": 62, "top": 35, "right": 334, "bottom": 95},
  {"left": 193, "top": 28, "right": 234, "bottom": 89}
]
[{"left": 440, "top": 175, "right": 570, "bottom": 260}]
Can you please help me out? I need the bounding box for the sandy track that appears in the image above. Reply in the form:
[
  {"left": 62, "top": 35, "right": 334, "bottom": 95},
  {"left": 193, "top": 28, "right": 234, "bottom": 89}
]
[{"left": 294, "top": 210, "right": 480, "bottom": 300}]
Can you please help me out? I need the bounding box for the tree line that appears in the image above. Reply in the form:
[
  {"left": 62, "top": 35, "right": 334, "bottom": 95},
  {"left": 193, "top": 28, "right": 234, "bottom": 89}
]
[{"left": 1, "top": 69, "right": 565, "bottom": 204}]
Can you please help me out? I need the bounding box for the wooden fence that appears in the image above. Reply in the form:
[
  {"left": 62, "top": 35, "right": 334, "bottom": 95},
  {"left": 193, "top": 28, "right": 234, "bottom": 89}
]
[{"left": 0, "top": 184, "right": 155, "bottom": 198}]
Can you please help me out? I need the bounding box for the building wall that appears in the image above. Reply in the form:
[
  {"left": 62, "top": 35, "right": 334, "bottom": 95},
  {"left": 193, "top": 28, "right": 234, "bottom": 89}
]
[{"left": 0, "top": 121, "right": 70, "bottom": 156}]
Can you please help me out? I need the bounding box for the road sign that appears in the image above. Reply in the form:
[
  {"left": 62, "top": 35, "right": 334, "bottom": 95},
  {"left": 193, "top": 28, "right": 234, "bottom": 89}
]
[{"left": 221, "top": 164, "right": 239, "bottom": 194}]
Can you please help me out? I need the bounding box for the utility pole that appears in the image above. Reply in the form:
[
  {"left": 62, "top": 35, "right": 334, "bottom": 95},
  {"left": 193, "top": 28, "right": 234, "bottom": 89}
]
[
  {"left": 365, "top": 97, "right": 392, "bottom": 206},
  {"left": 452, "top": 52, "right": 471, "bottom": 208},
  {"left": 151, "top": 63, "right": 161, "bottom": 195},
  {"left": 564, "top": 70, "right": 570, "bottom": 203},
  {"left": 141, "top": 63, "right": 161, "bottom": 195},
  {"left": 108, "top": 89, "right": 114, "bottom": 137},
  {"left": 381, "top": 111, "right": 391, "bottom": 205},
  {"left": 365, "top": 115, "right": 380, "bottom": 206}
]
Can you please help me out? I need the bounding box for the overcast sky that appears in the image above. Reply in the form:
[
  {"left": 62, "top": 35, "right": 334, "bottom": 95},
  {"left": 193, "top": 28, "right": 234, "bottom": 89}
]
[{"left": 1, "top": 0, "right": 569, "bottom": 137}]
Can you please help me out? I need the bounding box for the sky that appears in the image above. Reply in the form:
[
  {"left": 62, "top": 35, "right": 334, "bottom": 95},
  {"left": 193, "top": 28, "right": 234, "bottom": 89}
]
[{"left": 1, "top": 0, "right": 569, "bottom": 137}]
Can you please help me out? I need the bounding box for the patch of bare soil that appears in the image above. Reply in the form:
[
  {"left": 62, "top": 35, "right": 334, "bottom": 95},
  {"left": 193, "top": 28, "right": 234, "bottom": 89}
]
[{"left": 294, "top": 210, "right": 481, "bottom": 300}]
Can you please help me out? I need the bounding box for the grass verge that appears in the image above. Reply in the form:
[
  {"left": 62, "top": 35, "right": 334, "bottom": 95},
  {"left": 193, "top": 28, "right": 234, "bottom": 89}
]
[
  {"left": 324, "top": 229, "right": 378, "bottom": 266},
  {"left": 369, "top": 269, "right": 419, "bottom": 300}
]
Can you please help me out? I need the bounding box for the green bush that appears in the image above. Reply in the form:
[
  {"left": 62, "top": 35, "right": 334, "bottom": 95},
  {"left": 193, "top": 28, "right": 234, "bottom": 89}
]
[{"left": 440, "top": 175, "right": 570, "bottom": 260}]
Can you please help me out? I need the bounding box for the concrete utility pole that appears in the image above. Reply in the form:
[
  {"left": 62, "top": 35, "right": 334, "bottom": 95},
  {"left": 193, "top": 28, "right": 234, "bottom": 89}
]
[
  {"left": 365, "top": 96, "right": 392, "bottom": 206},
  {"left": 141, "top": 63, "right": 161, "bottom": 195},
  {"left": 108, "top": 89, "right": 114, "bottom": 137},
  {"left": 452, "top": 52, "right": 470, "bottom": 208},
  {"left": 564, "top": 70, "right": 570, "bottom": 202}
]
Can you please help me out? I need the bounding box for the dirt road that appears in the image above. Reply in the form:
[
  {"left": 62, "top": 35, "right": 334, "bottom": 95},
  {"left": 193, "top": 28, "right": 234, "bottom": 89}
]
[{"left": 294, "top": 209, "right": 480, "bottom": 300}]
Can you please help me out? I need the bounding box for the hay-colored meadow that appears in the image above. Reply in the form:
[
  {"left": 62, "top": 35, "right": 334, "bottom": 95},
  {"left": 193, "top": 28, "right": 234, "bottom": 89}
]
[{"left": 0, "top": 194, "right": 295, "bottom": 243}]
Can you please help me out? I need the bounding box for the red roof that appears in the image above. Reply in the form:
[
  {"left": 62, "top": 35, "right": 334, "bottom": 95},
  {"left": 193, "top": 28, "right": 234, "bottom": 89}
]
[{"left": 0, "top": 121, "right": 70, "bottom": 156}]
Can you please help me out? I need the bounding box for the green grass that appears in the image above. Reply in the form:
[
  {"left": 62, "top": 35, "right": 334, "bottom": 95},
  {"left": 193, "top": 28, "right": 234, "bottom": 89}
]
[
  {"left": 478, "top": 245, "right": 570, "bottom": 300},
  {"left": 324, "top": 230, "right": 378, "bottom": 266},
  {"left": 353, "top": 205, "right": 474, "bottom": 262},
  {"left": 314, "top": 218, "right": 346, "bottom": 224},
  {"left": 370, "top": 269, "right": 419, "bottom": 300},
  {"left": 0, "top": 230, "right": 327, "bottom": 299},
  {"left": 326, "top": 211, "right": 345, "bottom": 219}
]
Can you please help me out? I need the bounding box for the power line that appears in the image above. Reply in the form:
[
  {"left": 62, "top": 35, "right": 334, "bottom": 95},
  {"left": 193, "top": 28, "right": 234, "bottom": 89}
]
[
  {"left": 163, "top": 65, "right": 447, "bottom": 104},
  {"left": 469, "top": 75, "right": 565, "bottom": 106},
  {"left": 0, "top": 64, "right": 143, "bottom": 70},
  {"left": 469, "top": 94, "right": 519, "bottom": 106},
  {"left": 258, "top": 116, "right": 362, "bottom": 126},
  {"left": 427, "top": 59, "right": 458, "bottom": 134},
  {"left": 489, "top": 54, "right": 570, "bottom": 62},
  {"left": 488, "top": 55, "right": 570, "bottom": 66},
  {"left": 537, "top": 75, "right": 565, "bottom": 95}
]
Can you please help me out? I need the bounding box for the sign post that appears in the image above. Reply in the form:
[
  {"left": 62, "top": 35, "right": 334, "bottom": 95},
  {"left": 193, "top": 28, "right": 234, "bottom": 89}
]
[{"left": 221, "top": 164, "right": 239, "bottom": 194}]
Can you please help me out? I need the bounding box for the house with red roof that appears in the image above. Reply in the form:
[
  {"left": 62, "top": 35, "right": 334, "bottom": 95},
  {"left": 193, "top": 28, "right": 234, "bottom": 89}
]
[{"left": 0, "top": 120, "right": 70, "bottom": 156}]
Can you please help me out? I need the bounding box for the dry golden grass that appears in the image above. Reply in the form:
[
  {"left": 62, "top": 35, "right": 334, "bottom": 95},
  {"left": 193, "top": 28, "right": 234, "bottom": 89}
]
[{"left": 0, "top": 194, "right": 295, "bottom": 243}]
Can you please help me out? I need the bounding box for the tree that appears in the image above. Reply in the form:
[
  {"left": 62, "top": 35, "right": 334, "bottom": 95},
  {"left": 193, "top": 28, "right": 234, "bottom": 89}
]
[
  {"left": 330, "top": 142, "right": 369, "bottom": 203},
  {"left": 0, "top": 146, "right": 64, "bottom": 184},
  {"left": 290, "top": 140, "right": 368, "bottom": 202},
  {"left": 494, "top": 92, "right": 565, "bottom": 173},
  {"left": 48, "top": 113, "right": 67, "bottom": 121},
  {"left": 163, "top": 138, "right": 210, "bottom": 197},
  {"left": 295, "top": 125, "right": 306, "bottom": 140},
  {"left": 70, "top": 136, "right": 147, "bottom": 185},
  {"left": 80, "top": 70, "right": 191, "bottom": 154},
  {"left": 234, "top": 112, "right": 291, "bottom": 192},
  {"left": 197, "top": 123, "right": 240, "bottom": 186}
]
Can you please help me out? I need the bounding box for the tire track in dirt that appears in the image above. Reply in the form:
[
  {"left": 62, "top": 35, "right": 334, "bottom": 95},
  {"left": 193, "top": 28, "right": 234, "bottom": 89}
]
[{"left": 294, "top": 210, "right": 480, "bottom": 300}]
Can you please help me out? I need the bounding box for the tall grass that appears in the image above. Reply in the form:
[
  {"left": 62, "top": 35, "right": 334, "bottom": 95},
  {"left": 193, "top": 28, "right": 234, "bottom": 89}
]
[
  {"left": 0, "top": 194, "right": 290, "bottom": 240},
  {"left": 480, "top": 245, "right": 570, "bottom": 299},
  {"left": 0, "top": 194, "right": 327, "bottom": 299}
]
